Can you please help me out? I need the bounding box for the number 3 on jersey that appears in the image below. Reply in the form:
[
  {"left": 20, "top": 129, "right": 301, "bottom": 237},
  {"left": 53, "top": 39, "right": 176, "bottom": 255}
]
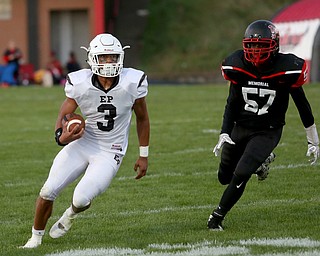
[
  {"left": 242, "top": 87, "right": 276, "bottom": 115},
  {"left": 97, "top": 104, "right": 117, "bottom": 131}
]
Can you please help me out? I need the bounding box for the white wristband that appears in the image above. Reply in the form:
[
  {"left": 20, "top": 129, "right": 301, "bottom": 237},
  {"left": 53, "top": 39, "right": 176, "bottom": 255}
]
[{"left": 139, "top": 146, "right": 149, "bottom": 157}]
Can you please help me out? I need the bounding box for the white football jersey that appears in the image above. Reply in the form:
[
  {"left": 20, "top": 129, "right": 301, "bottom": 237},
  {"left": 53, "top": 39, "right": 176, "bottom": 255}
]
[{"left": 65, "top": 68, "right": 148, "bottom": 155}]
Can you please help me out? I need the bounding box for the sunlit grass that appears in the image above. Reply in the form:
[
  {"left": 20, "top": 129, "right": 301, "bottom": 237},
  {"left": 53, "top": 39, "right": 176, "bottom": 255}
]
[{"left": 1, "top": 84, "right": 320, "bottom": 255}]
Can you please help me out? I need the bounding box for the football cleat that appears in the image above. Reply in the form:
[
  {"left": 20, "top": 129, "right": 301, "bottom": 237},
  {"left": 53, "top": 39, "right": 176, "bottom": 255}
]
[
  {"left": 207, "top": 213, "right": 224, "bottom": 231},
  {"left": 255, "top": 152, "right": 276, "bottom": 181},
  {"left": 20, "top": 237, "right": 42, "bottom": 249},
  {"left": 49, "top": 211, "right": 74, "bottom": 239}
]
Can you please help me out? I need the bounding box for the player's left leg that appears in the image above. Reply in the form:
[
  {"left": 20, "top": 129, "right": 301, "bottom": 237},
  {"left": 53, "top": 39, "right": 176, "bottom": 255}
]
[{"left": 49, "top": 203, "right": 90, "bottom": 239}]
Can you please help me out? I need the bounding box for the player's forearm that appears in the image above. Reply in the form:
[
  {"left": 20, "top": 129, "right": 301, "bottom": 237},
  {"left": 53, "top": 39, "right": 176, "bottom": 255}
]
[
  {"left": 136, "top": 118, "right": 150, "bottom": 146},
  {"left": 55, "top": 98, "right": 78, "bottom": 130}
]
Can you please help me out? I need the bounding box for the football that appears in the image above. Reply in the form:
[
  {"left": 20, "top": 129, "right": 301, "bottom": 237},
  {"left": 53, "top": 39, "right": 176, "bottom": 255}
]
[{"left": 62, "top": 113, "right": 85, "bottom": 132}]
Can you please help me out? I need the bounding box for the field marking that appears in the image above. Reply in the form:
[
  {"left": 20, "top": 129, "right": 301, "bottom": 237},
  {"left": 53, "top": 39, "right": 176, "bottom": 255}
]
[
  {"left": 45, "top": 246, "right": 249, "bottom": 256},
  {"left": 153, "top": 147, "right": 210, "bottom": 156},
  {"left": 239, "top": 237, "right": 320, "bottom": 247},
  {"left": 73, "top": 196, "right": 320, "bottom": 220},
  {"left": 272, "top": 163, "right": 319, "bottom": 169},
  {"left": 5, "top": 160, "right": 319, "bottom": 188},
  {"left": 45, "top": 238, "right": 320, "bottom": 256},
  {"left": 115, "top": 160, "right": 318, "bottom": 182},
  {"left": 117, "top": 197, "right": 320, "bottom": 217},
  {"left": 118, "top": 204, "right": 210, "bottom": 216},
  {"left": 202, "top": 129, "right": 220, "bottom": 134}
]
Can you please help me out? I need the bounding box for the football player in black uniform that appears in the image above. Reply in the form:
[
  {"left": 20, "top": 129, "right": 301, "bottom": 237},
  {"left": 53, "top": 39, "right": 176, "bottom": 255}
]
[{"left": 207, "top": 20, "right": 319, "bottom": 230}]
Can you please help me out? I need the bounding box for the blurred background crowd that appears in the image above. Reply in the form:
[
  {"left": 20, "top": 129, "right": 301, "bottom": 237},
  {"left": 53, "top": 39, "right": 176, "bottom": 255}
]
[{"left": 0, "top": 0, "right": 319, "bottom": 87}]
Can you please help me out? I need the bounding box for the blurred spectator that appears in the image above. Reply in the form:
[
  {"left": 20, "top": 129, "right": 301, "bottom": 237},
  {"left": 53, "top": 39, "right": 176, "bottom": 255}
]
[
  {"left": 0, "top": 40, "right": 22, "bottom": 87},
  {"left": 34, "top": 68, "right": 53, "bottom": 87},
  {"left": 47, "top": 51, "right": 64, "bottom": 85},
  {"left": 66, "top": 51, "right": 81, "bottom": 73}
]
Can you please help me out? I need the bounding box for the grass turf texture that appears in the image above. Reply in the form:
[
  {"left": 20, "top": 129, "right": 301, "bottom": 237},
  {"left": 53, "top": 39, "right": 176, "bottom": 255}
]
[{"left": 1, "top": 84, "right": 320, "bottom": 255}]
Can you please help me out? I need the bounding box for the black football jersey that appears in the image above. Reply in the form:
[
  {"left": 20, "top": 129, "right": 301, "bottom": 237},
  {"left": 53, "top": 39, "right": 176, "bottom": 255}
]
[{"left": 220, "top": 50, "right": 314, "bottom": 134}]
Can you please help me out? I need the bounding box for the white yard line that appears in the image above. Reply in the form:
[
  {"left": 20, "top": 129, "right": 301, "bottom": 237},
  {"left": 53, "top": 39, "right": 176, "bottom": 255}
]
[{"left": 45, "top": 238, "right": 320, "bottom": 256}]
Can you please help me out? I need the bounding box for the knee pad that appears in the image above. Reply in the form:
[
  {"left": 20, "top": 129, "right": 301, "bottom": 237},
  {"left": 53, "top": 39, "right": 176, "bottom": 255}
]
[
  {"left": 233, "top": 170, "right": 251, "bottom": 182},
  {"left": 218, "top": 168, "right": 233, "bottom": 185},
  {"left": 72, "top": 192, "right": 91, "bottom": 209},
  {"left": 39, "top": 183, "right": 57, "bottom": 201}
]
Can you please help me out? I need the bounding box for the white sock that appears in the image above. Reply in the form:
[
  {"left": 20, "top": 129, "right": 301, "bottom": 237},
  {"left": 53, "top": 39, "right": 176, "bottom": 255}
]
[
  {"left": 32, "top": 226, "right": 45, "bottom": 236},
  {"left": 31, "top": 226, "right": 45, "bottom": 242}
]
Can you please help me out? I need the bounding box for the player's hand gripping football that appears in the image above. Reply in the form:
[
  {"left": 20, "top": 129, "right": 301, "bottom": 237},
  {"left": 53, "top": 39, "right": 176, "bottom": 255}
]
[
  {"left": 213, "top": 133, "right": 235, "bottom": 157},
  {"left": 134, "top": 157, "right": 148, "bottom": 179},
  {"left": 59, "top": 120, "right": 84, "bottom": 145}
]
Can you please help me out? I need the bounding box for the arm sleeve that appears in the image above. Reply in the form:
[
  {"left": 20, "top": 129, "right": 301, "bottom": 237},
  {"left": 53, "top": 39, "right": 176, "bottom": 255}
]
[
  {"left": 221, "top": 82, "right": 239, "bottom": 134},
  {"left": 137, "top": 73, "right": 148, "bottom": 98},
  {"left": 64, "top": 76, "right": 75, "bottom": 99},
  {"left": 290, "top": 86, "right": 314, "bottom": 128}
]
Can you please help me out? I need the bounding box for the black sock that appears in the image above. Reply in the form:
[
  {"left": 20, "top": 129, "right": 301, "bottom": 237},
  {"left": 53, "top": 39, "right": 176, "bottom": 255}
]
[{"left": 212, "top": 205, "right": 228, "bottom": 220}]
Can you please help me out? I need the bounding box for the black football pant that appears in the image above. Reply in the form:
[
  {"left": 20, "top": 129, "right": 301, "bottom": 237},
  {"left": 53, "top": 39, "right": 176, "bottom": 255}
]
[{"left": 216, "top": 124, "right": 282, "bottom": 215}]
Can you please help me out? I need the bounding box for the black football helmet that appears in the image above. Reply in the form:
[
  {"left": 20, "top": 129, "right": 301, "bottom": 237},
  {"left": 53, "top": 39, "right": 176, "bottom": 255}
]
[{"left": 243, "top": 20, "right": 280, "bottom": 66}]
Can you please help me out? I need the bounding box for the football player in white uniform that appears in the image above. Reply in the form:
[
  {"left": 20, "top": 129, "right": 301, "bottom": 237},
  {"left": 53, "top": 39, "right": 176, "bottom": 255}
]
[{"left": 21, "top": 34, "right": 150, "bottom": 248}]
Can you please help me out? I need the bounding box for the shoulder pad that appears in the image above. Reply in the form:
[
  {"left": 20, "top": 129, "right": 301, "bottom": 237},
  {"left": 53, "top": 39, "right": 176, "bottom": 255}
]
[
  {"left": 121, "top": 68, "right": 146, "bottom": 87},
  {"left": 67, "top": 69, "right": 92, "bottom": 86},
  {"left": 222, "top": 50, "right": 245, "bottom": 68},
  {"left": 221, "top": 50, "right": 256, "bottom": 81},
  {"left": 274, "top": 53, "right": 305, "bottom": 71}
]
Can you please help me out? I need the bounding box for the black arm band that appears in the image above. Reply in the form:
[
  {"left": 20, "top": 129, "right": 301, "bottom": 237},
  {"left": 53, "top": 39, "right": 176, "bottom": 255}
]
[{"left": 55, "top": 128, "right": 68, "bottom": 146}]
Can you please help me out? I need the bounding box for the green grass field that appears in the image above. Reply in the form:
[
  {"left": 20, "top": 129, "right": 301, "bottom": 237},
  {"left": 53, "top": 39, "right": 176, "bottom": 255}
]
[{"left": 1, "top": 84, "right": 320, "bottom": 256}]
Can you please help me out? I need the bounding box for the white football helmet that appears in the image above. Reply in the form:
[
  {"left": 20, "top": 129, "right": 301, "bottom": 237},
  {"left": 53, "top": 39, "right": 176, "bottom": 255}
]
[{"left": 82, "top": 34, "right": 130, "bottom": 77}]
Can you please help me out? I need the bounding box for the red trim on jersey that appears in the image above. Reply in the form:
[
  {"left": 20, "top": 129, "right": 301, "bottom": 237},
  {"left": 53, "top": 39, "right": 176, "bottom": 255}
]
[
  {"left": 221, "top": 65, "right": 257, "bottom": 84},
  {"left": 222, "top": 73, "right": 237, "bottom": 84},
  {"left": 222, "top": 61, "right": 308, "bottom": 88},
  {"left": 292, "top": 61, "right": 308, "bottom": 88},
  {"left": 261, "top": 72, "right": 287, "bottom": 79},
  {"left": 225, "top": 66, "right": 257, "bottom": 78}
]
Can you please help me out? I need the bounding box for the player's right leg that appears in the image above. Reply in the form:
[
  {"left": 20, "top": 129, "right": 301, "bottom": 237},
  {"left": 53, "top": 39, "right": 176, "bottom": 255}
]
[
  {"left": 20, "top": 198, "right": 53, "bottom": 248},
  {"left": 20, "top": 142, "right": 88, "bottom": 249},
  {"left": 217, "top": 141, "right": 242, "bottom": 185},
  {"left": 49, "top": 152, "right": 122, "bottom": 239},
  {"left": 209, "top": 134, "right": 244, "bottom": 230}
]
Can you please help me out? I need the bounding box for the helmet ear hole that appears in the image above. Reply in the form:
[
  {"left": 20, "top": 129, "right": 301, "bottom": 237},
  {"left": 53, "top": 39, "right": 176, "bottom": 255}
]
[{"left": 242, "top": 20, "right": 279, "bottom": 66}]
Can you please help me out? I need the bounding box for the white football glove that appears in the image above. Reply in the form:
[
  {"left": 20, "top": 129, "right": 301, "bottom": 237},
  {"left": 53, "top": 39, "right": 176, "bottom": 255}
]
[
  {"left": 305, "top": 124, "right": 319, "bottom": 165},
  {"left": 213, "top": 133, "right": 235, "bottom": 157}
]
